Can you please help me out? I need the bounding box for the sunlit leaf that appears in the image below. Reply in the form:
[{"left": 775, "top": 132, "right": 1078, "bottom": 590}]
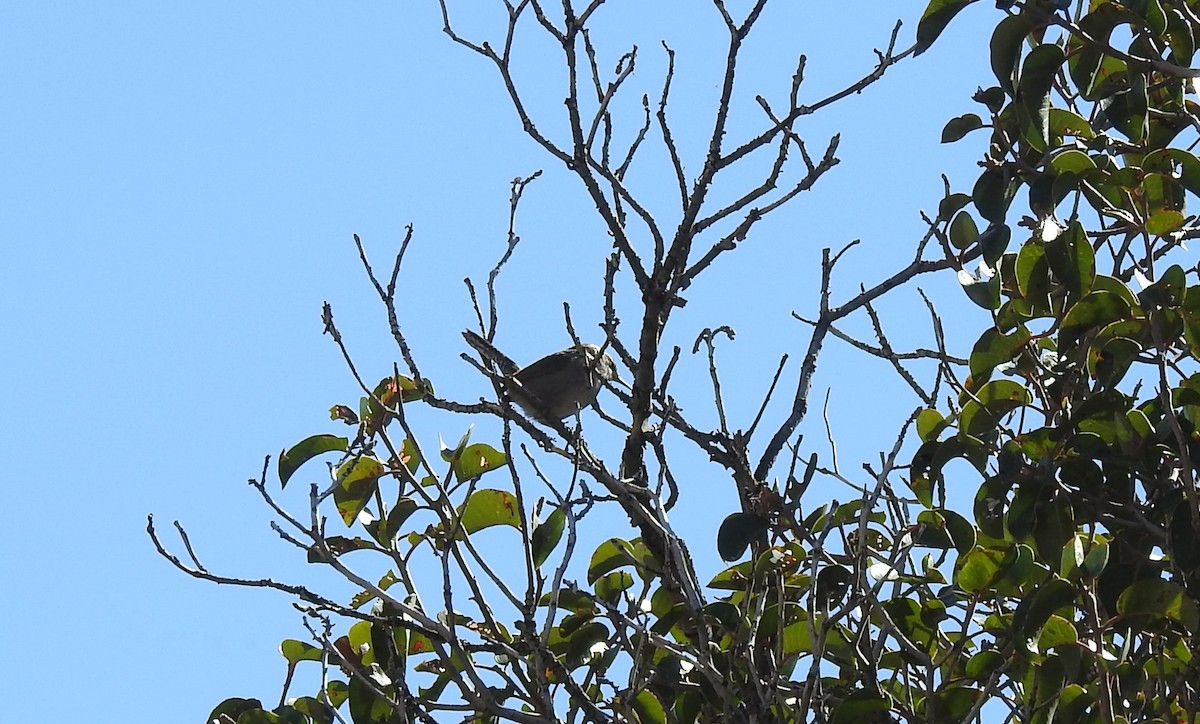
[
  {"left": 957, "top": 545, "right": 1007, "bottom": 593},
  {"left": 451, "top": 443, "right": 507, "bottom": 481},
  {"left": 916, "top": 408, "right": 948, "bottom": 442},
  {"left": 969, "top": 326, "right": 1032, "bottom": 378},
  {"left": 333, "top": 457, "right": 385, "bottom": 526},
  {"left": 1117, "top": 578, "right": 1200, "bottom": 634},
  {"left": 959, "top": 379, "right": 1031, "bottom": 435},
  {"left": 280, "top": 639, "right": 323, "bottom": 665},
  {"left": 593, "top": 570, "right": 635, "bottom": 604},
  {"left": 588, "top": 538, "right": 644, "bottom": 584},
  {"left": 631, "top": 690, "right": 667, "bottom": 724},
  {"left": 456, "top": 488, "right": 521, "bottom": 535},
  {"left": 1061, "top": 291, "right": 1132, "bottom": 338}
]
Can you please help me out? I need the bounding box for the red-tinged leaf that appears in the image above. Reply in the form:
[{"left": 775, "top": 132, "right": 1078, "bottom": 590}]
[
  {"left": 452, "top": 443, "right": 507, "bottom": 481},
  {"left": 333, "top": 457, "right": 385, "bottom": 526},
  {"left": 456, "top": 488, "right": 521, "bottom": 535}
]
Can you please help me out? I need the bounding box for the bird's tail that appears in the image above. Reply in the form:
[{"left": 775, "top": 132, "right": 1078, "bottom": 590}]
[{"left": 462, "top": 330, "right": 521, "bottom": 376}]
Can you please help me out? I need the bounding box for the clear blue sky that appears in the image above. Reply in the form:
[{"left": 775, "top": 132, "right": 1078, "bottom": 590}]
[{"left": 3, "top": 2, "right": 1001, "bottom": 718}]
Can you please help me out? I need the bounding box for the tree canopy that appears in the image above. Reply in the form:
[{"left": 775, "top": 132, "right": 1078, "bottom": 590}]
[{"left": 154, "top": 1, "right": 1200, "bottom": 721}]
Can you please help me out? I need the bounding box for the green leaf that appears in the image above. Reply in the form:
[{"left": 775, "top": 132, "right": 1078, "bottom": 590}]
[
  {"left": 324, "top": 681, "right": 349, "bottom": 708},
  {"left": 1142, "top": 172, "right": 1182, "bottom": 217},
  {"left": 831, "top": 691, "right": 892, "bottom": 723},
  {"left": 1061, "top": 291, "right": 1132, "bottom": 337},
  {"left": 364, "top": 498, "right": 418, "bottom": 548},
  {"left": 1143, "top": 148, "right": 1200, "bottom": 198},
  {"left": 965, "top": 650, "right": 1005, "bottom": 681},
  {"left": 1059, "top": 535, "right": 1086, "bottom": 578},
  {"left": 349, "top": 673, "right": 395, "bottom": 722},
  {"left": 939, "top": 192, "right": 973, "bottom": 221},
  {"left": 969, "top": 326, "right": 1032, "bottom": 378},
  {"left": 237, "top": 710, "right": 285, "bottom": 724},
  {"left": 1092, "top": 274, "right": 1139, "bottom": 308},
  {"left": 1104, "top": 76, "right": 1148, "bottom": 143},
  {"left": 990, "top": 13, "right": 1034, "bottom": 96},
  {"left": 1135, "top": 0, "right": 1169, "bottom": 34},
  {"left": 287, "top": 697, "right": 335, "bottom": 724},
  {"left": 909, "top": 473, "right": 934, "bottom": 509},
  {"left": 1165, "top": 7, "right": 1195, "bottom": 64},
  {"left": 916, "top": 408, "right": 947, "bottom": 442},
  {"left": 673, "top": 691, "right": 702, "bottom": 724},
  {"left": 539, "top": 585, "right": 597, "bottom": 613},
  {"left": 941, "top": 113, "right": 984, "bottom": 143},
  {"left": 973, "top": 167, "right": 1012, "bottom": 223},
  {"left": 385, "top": 438, "right": 415, "bottom": 475},
  {"left": 307, "top": 535, "right": 375, "bottom": 563},
  {"left": 1056, "top": 685, "right": 1096, "bottom": 724},
  {"left": 1116, "top": 578, "right": 1200, "bottom": 634},
  {"left": 279, "top": 434, "right": 348, "bottom": 488},
  {"left": 961, "top": 268, "right": 1001, "bottom": 310},
  {"left": 1048, "top": 108, "right": 1096, "bottom": 140},
  {"left": 594, "top": 570, "right": 635, "bottom": 604},
  {"left": 913, "top": 508, "right": 976, "bottom": 554},
  {"left": 279, "top": 639, "right": 323, "bottom": 665},
  {"left": 815, "top": 565, "right": 852, "bottom": 607},
  {"left": 717, "top": 512, "right": 769, "bottom": 562},
  {"left": 1082, "top": 537, "right": 1110, "bottom": 578},
  {"left": 707, "top": 561, "right": 753, "bottom": 590},
  {"left": 1068, "top": 4, "right": 1136, "bottom": 101},
  {"left": 1089, "top": 336, "right": 1142, "bottom": 391},
  {"left": 333, "top": 457, "right": 385, "bottom": 526},
  {"left": 361, "top": 374, "right": 430, "bottom": 432},
  {"left": 451, "top": 443, "right": 507, "bottom": 482},
  {"left": 916, "top": 0, "right": 974, "bottom": 53},
  {"left": 1018, "top": 45, "right": 1065, "bottom": 144},
  {"left": 456, "top": 488, "right": 521, "bottom": 535},
  {"left": 1030, "top": 656, "right": 1066, "bottom": 709},
  {"left": 1044, "top": 220, "right": 1096, "bottom": 300},
  {"left": 979, "top": 223, "right": 1011, "bottom": 264},
  {"left": 973, "top": 86, "right": 1006, "bottom": 113},
  {"left": 588, "top": 538, "right": 644, "bottom": 583},
  {"left": 949, "top": 210, "right": 980, "bottom": 249},
  {"left": 1013, "top": 578, "right": 1077, "bottom": 654},
  {"left": 911, "top": 435, "right": 990, "bottom": 493},
  {"left": 1145, "top": 209, "right": 1185, "bottom": 235},
  {"left": 631, "top": 690, "right": 667, "bottom": 724},
  {"left": 1185, "top": 286, "right": 1200, "bottom": 357},
  {"left": 1027, "top": 173, "right": 1056, "bottom": 218},
  {"left": 207, "top": 698, "right": 265, "bottom": 724},
  {"left": 960, "top": 379, "right": 1032, "bottom": 436},
  {"left": 531, "top": 504, "right": 567, "bottom": 568},
  {"left": 957, "top": 545, "right": 1007, "bottom": 594},
  {"left": 439, "top": 428, "right": 473, "bottom": 462}
]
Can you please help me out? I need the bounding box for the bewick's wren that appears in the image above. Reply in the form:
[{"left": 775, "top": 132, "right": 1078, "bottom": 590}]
[{"left": 464, "top": 330, "right": 618, "bottom": 423}]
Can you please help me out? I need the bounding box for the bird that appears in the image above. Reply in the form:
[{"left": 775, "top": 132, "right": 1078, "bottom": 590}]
[{"left": 463, "top": 330, "right": 618, "bottom": 423}]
